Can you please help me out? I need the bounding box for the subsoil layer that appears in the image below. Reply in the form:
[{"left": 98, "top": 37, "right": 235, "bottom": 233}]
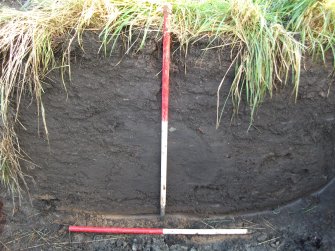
[{"left": 16, "top": 32, "right": 335, "bottom": 215}]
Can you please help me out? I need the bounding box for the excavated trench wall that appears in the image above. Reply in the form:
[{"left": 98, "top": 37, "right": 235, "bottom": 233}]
[{"left": 19, "top": 33, "right": 335, "bottom": 215}]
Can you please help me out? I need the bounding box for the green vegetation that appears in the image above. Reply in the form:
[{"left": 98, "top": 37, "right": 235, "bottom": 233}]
[{"left": 0, "top": 0, "right": 334, "bottom": 197}]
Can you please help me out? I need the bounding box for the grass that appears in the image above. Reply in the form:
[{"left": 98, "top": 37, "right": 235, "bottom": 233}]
[
  {"left": 0, "top": 0, "right": 334, "bottom": 197},
  {"left": 269, "top": 0, "right": 335, "bottom": 64}
]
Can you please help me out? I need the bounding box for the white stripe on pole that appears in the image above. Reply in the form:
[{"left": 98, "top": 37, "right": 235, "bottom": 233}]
[
  {"left": 163, "top": 228, "right": 248, "bottom": 235},
  {"left": 160, "top": 120, "right": 168, "bottom": 217}
]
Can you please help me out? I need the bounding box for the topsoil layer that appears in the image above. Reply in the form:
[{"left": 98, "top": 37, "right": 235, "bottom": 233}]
[{"left": 18, "top": 32, "right": 335, "bottom": 215}]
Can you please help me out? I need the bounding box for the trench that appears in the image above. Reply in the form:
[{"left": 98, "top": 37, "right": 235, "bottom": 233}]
[{"left": 18, "top": 33, "right": 335, "bottom": 215}]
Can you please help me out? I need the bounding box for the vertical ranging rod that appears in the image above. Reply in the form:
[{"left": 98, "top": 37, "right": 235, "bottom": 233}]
[{"left": 160, "top": 3, "right": 171, "bottom": 218}]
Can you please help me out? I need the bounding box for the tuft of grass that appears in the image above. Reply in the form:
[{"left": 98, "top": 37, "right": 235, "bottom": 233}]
[
  {"left": 0, "top": 0, "right": 334, "bottom": 197},
  {"left": 215, "top": 0, "right": 302, "bottom": 126},
  {"left": 269, "top": 0, "right": 335, "bottom": 65},
  {"left": 152, "top": 0, "right": 303, "bottom": 126},
  {"left": 0, "top": 124, "right": 27, "bottom": 198}
]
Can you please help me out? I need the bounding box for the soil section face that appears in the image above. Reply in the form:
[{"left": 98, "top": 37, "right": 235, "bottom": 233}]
[
  {"left": 0, "top": 199, "right": 4, "bottom": 235},
  {"left": 18, "top": 33, "right": 335, "bottom": 215}
]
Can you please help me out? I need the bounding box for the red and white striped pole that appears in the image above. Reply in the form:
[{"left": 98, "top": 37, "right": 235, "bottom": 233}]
[
  {"left": 160, "top": 3, "right": 172, "bottom": 218},
  {"left": 69, "top": 226, "right": 248, "bottom": 235}
]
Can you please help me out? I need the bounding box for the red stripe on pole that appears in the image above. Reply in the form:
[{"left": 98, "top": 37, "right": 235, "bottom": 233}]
[
  {"left": 69, "top": 226, "right": 164, "bottom": 235},
  {"left": 162, "top": 4, "right": 171, "bottom": 122}
]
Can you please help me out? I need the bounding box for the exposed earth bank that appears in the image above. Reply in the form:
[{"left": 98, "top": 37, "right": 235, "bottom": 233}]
[
  {"left": 16, "top": 32, "right": 335, "bottom": 215},
  {"left": 1, "top": 2, "right": 335, "bottom": 250}
]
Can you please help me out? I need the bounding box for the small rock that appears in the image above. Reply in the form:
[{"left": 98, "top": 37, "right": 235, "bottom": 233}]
[
  {"left": 319, "top": 91, "right": 327, "bottom": 98},
  {"left": 132, "top": 243, "right": 138, "bottom": 251},
  {"left": 169, "top": 127, "right": 177, "bottom": 132},
  {"left": 270, "top": 239, "right": 281, "bottom": 248}
]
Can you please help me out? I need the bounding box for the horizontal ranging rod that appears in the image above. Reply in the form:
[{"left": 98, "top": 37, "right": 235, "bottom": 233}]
[{"left": 69, "top": 226, "right": 248, "bottom": 235}]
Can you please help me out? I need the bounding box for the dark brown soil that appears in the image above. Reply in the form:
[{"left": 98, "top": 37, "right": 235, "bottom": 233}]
[
  {"left": 0, "top": 199, "right": 4, "bottom": 235},
  {"left": 17, "top": 32, "right": 335, "bottom": 215},
  {"left": 1, "top": 179, "right": 335, "bottom": 250}
]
